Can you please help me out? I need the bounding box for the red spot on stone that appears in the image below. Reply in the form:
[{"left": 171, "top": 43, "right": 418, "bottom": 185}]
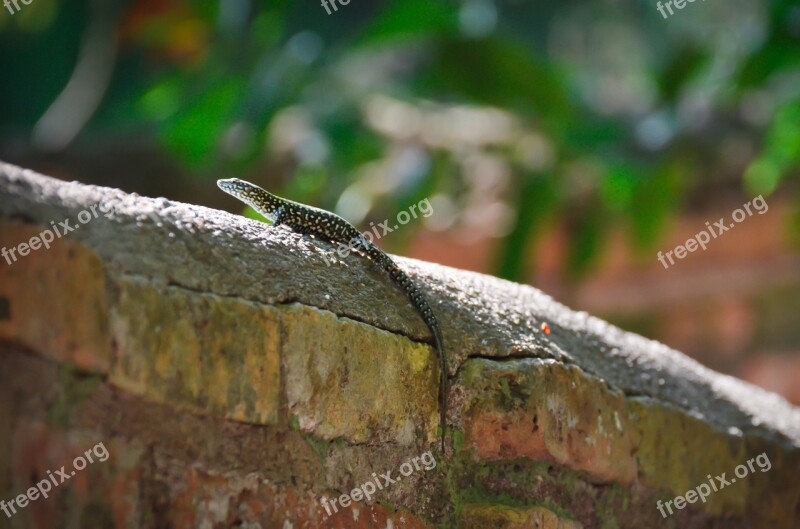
[{"left": 541, "top": 323, "right": 550, "bottom": 335}]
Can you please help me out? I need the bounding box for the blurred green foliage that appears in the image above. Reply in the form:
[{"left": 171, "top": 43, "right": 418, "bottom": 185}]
[{"left": 0, "top": 0, "right": 798, "bottom": 280}]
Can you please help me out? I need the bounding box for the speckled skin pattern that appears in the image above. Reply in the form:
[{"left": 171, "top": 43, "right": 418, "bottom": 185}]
[{"left": 217, "top": 178, "right": 448, "bottom": 450}]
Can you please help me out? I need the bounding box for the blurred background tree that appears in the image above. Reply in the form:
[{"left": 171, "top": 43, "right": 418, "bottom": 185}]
[{"left": 1, "top": 0, "right": 799, "bottom": 401}]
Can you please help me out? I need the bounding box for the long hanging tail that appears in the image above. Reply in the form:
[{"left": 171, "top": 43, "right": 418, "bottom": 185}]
[
  {"left": 362, "top": 243, "right": 448, "bottom": 451},
  {"left": 430, "top": 317, "right": 448, "bottom": 452}
]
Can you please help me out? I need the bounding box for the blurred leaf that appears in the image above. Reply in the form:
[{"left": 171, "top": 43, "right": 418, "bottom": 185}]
[
  {"left": 252, "top": 10, "right": 285, "bottom": 49},
  {"left": 427, "top": 37, "right": 571, "bottom": 123},
  {"left": 745, "top": 158, "right": 782, "bottom": 196},
  {"left": 566, "top": 200, "right": 607, "bottom": 276},
  {"left": 563, "top": 118, "right": 625, "bottom": 151},
  {"left": 496, "top": 171, "right": 558, "bottom": 281},
  {"left": 601, "top": 165, "right": 637, "bottom": 213},
  {"left": 139, "top": 78, "right": 181, "bottom": 120},
  {"left": 602, "top": 162, "right": 682, "bottom": 250},
  {"left": 160, "top": 80, "right": 243, "bottom": 166},
  {"left": 745, "top": 99, "right": 800, "bottom": 195},
  {"left": 737, "top": 45, "right": 800, "bottom": 90},
  {"left": 285, "top": 164, "right": 329, "bottom": 204},
  {"left": 325, "top": 119, "right": 384, "bottom": 172},
  {"left": 658, "top": 45, "right": 707, "bottom": 102},
  {"left": 357, "top": 0, "right": 457, "bottom": 45},
  {"left": 767, "top": 99, "right": 800, "bottom": 167},
  {"left": 735, "top": 0, "right": 800, "bottom": 90},
  {"left": 628, "top": 164, "right": 682, "bottom": 249}
]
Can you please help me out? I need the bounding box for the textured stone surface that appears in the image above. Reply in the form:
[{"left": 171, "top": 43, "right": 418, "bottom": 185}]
[
  {"left": 1, "top": 162, "right": 800, "bottom": 529},
  {"left": 461, "top": 358, "right": 637, "bottom": 484},
  {"left": 628, "top": 397, "right": 747, "bottom": 514},
  {"left": 283, "top": 303, "right": 439, "bottom": 444},
  {"left": 458, "top": 504, "right": 583, "bottom": 529},
  {"left": 110, "top": 278, "right": 282, "bottom": 425}
]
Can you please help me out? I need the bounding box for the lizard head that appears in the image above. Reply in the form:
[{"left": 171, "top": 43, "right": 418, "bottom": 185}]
[
  {"left": 217, "top": 178, "right": 281, "bottom": 219},
  {"left": 217, "top": 178, "right": 260, "bottom": 201}
]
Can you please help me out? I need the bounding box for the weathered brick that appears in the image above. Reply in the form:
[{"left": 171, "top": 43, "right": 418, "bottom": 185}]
[
  {"left": 458, "top": 504, "right": 583, "bottom": 529},
  {"left": 628, "top": 397, "right": 747, "bottom": 515},
  {"left": 110, "top": 278, "right": 281, "bottom": 425},
  {"left": 629, "top": 396, "right": 800, "bottom": 523},
  {"left": 282, "top": 303, "right": 439, "bottom": 445},
  {"left": 168, "top": 465, "right": 435, "bottom": 529},
  {"left": 461, "top": 358, "right": 637, "bottom": 484},
  {"left": 7, "top": 420, "right": 142, "bottom": 529},
  {"left": 0, "top": 223, "right": 110, "bottom": 372}
]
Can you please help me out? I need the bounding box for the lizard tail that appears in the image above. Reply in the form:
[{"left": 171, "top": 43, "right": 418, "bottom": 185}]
[
  {"left": 362, "top": 243, "right": 448, "bottom": 451},
  {"left": 432, "top": 323, "right": 448, "bottom": 453}
]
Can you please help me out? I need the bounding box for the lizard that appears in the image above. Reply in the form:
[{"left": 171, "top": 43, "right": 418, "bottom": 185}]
[{"left": 217, "top": 178, "right": 448, "bottom": 451}]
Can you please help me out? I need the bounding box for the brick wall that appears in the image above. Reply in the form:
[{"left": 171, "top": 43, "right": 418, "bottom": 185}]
[{"left": 1, "top": 163, "right": 798, "bottom": 528}]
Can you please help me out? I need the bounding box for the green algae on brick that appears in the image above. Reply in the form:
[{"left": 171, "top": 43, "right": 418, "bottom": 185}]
[{"left": 110, "top": 279, "right": 281, "bottom": 425}]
